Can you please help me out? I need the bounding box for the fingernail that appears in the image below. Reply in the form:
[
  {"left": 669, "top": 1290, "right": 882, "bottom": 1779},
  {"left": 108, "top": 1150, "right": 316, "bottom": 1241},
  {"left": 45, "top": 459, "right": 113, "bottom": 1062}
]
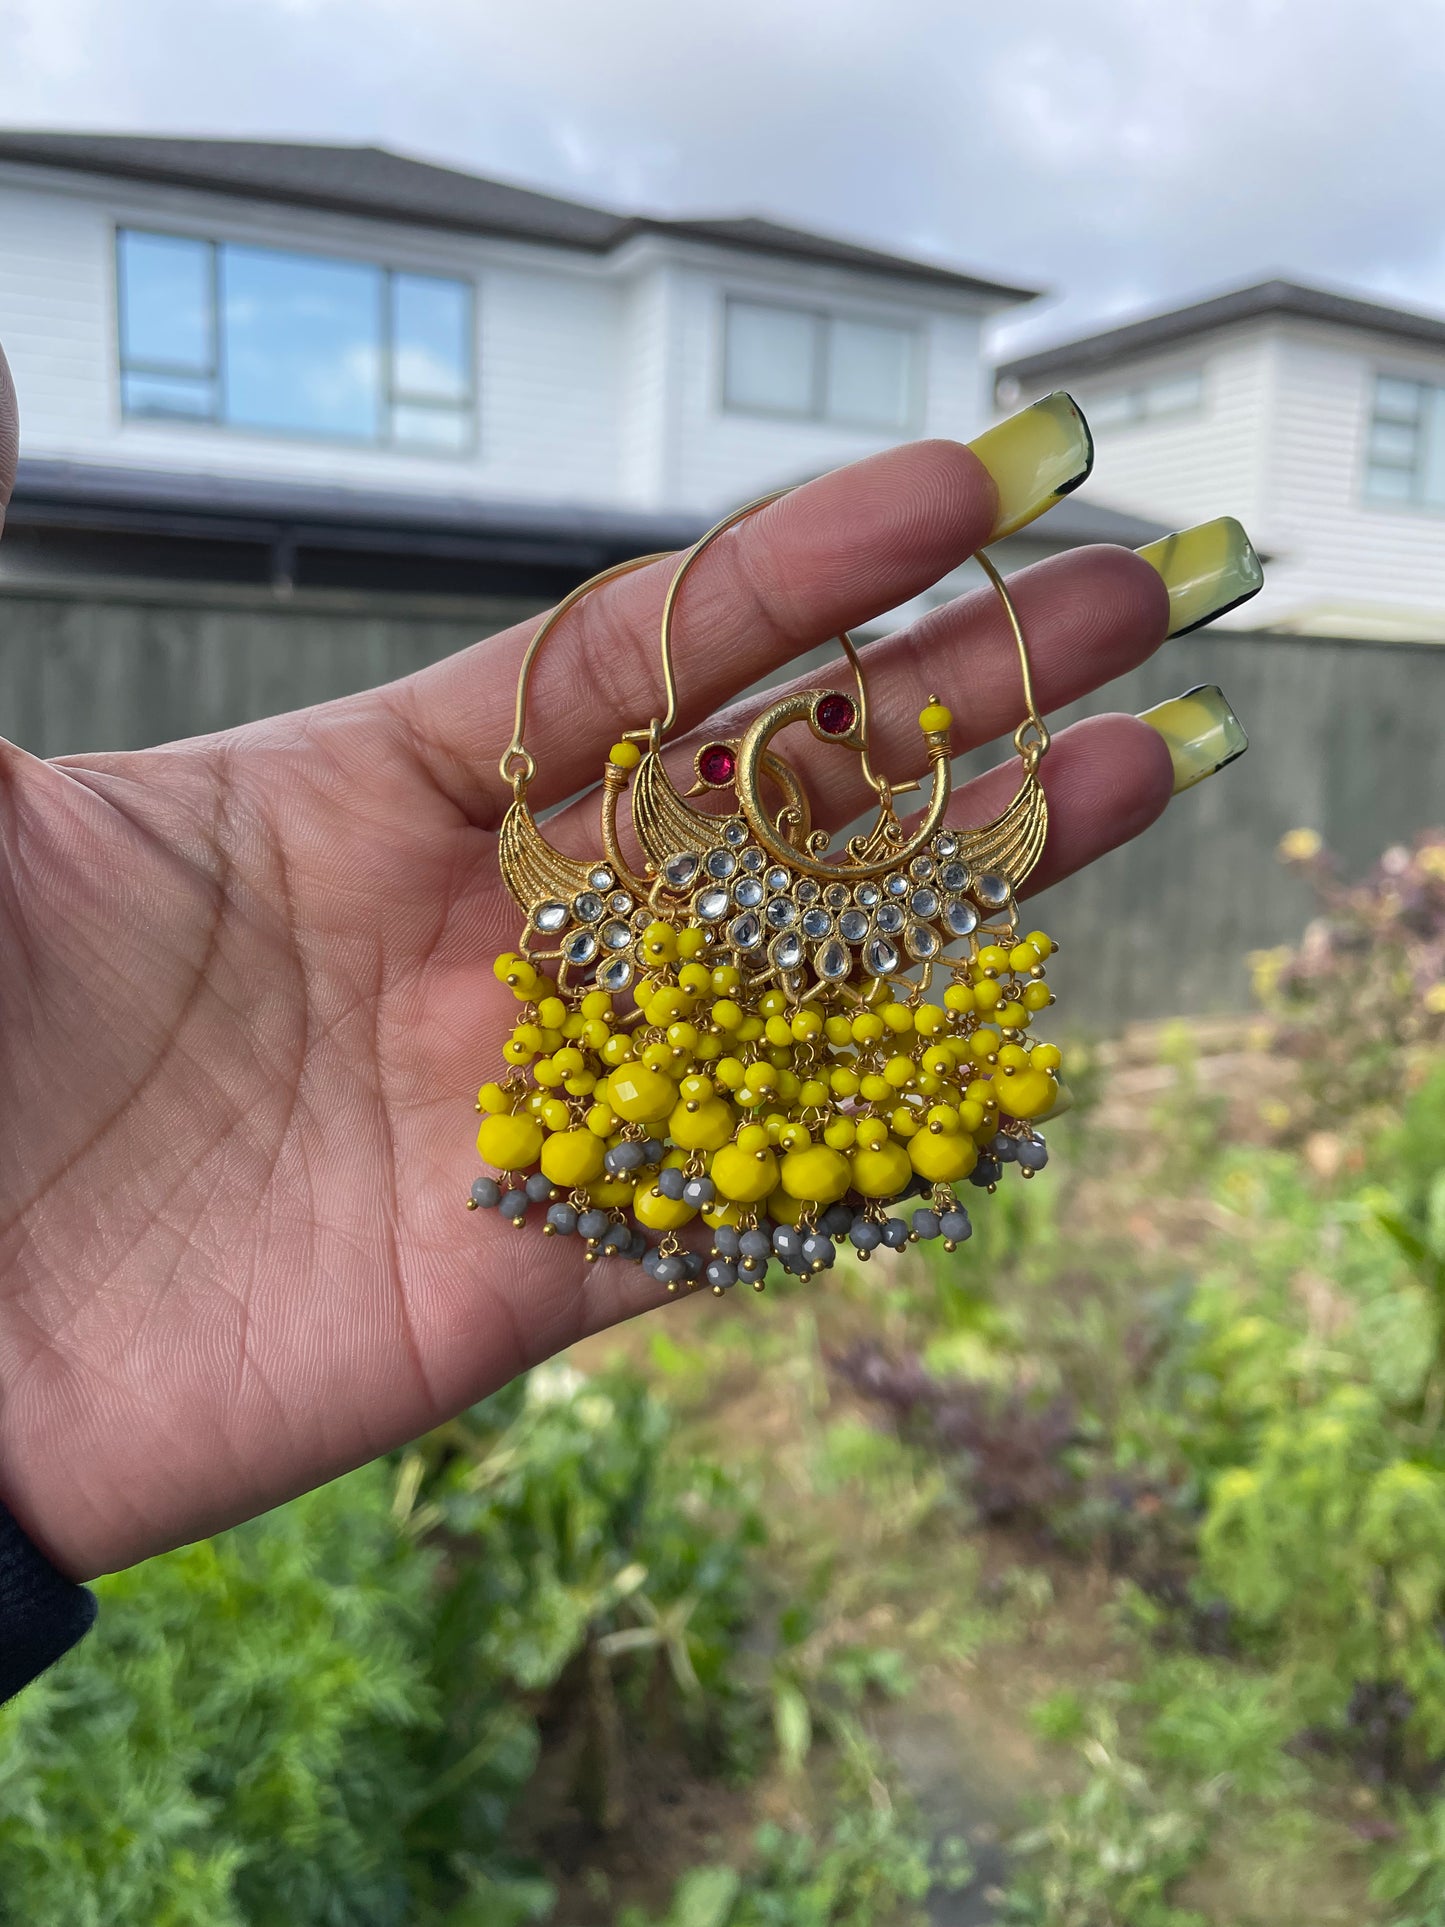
[
  {"left": 969, "top": 391, "right": 1094, "bottom": 542},
  {"left": 1136, "top": 516, "right": 1264, "bottom": 637},
  {"left": 1138, "top": 684, "right": 1248, "bottom": 794}
]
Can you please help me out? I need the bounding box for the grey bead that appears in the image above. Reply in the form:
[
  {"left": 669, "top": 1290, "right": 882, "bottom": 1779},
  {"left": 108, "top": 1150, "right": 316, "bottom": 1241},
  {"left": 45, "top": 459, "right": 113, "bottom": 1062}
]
[
  {"left": 712, "top": 1225, "right": 741, "bottom": 1259},
  {"left": 605, "top": 1140, "right": 647, "bottom": 1175},
  {"left": 911, "top": 1208, "right": 942, "bottom": 1240},
  {"left": 739, "top": 1255, "right": 768, "bottom": 1282},
  {"left": 641, "top": 1138, "right": 666, "bottom": 1165},
  {"left": 681, "top": 1252, "right": 704, "bottom": 1282},
  {"left": 705, "top": 1258, "right": 737, "bottom": 1290},
  {"left": 470, "top": 1176, "right": 501, "bottom": 1208},
  {"left": 881, "top": 1217, "right": 910, "bottom": 1250},
  {"left": 1016, "top": 1136, "right": 1049, "bottom": 1171},
  {"left": 940, "top": 1208, "right": 972, "bottom": 1243},
  {"left": 657, "top": 1167, "right": 688, "bottom": 1201},
  {"left": 545, "top": 1202, "right": 578, "bottom": 1235},
  {"left": 577, "top": 1208, "right": 611, "bottom": 1240},
  {"left": 773, "top": 1225, "right": 803, "bottom": 1260},
  {"left": 600, "top": 1223, "right": 630, "bottom": 1253},
  {"left": 524, "top": 1171, "right": 554, "bottom": 1202},
  {"left": 821, "top": 1202, "right": 854, "bottom": 1237},
  {"left": 641, "top": 1247, "right": 663, "bottom": 1278},
  {"left": 499, "top": 1190, "right": 529, "bottom": 1222},
  {"left": 739, "top": 1228, "right": 772, "bottom": 1261},
  {"left": 628, "top": 1230, "right": 651, "bottom": 1262},
  {"left": 850, "top": 1219, "right": 883, "bottom": 1251},
  {"left": 990, "top": 1132, "right": 1019, "bottom": 1163},
  {"left": 970, "top": 1157, "right": 1002, "bottom": 1188},
  {"left": 654, "top": 1254, "right": 685, "bottom": 1286},
  {"left": 801, "top": 1233, "right": 835, "bottom": 1270},
  {"left": 682, "top": 1176, "right": 716, "bottom": 1208}
]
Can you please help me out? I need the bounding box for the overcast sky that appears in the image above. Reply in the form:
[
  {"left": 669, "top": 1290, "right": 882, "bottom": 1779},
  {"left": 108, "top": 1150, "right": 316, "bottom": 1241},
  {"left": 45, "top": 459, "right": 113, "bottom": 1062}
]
[{"left": 3, "top": 0, "right": 1444, "bottom": 354}]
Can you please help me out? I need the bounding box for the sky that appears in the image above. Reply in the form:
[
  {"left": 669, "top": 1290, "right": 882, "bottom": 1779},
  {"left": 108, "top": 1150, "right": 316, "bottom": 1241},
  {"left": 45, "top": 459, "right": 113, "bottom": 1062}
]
[{"left": 3, "top": 0, "right": 1445, "bottom": 354}]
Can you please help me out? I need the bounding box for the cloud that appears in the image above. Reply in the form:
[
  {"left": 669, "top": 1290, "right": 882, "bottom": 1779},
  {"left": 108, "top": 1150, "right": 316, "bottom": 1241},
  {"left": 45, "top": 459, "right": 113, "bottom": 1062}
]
[{"left": 2, "top": 0, "right": 1444, "bottom": 355}]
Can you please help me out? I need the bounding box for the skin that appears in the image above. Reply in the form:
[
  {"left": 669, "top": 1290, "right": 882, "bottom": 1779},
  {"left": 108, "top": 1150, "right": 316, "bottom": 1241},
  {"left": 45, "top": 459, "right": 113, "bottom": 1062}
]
[{"left": 0, "top": 340, "right": 1174, "bottom": 1580}]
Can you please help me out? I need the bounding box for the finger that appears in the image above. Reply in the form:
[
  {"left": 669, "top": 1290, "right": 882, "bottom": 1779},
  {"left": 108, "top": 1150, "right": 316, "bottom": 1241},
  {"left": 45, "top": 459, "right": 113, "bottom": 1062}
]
[{"left": 0, "top": 342, "right": 17, "bottom": 531}]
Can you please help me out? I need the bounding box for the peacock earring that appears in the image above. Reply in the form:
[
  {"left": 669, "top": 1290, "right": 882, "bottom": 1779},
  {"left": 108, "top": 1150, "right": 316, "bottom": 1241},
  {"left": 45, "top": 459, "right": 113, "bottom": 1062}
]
[{"left": 469, "top": 494, "right": 1064, "bottom": 1296}]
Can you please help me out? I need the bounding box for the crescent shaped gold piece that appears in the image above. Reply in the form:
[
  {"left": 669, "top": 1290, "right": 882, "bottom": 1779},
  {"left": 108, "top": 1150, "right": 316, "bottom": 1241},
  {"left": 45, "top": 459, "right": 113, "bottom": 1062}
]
[
  {"left": 498, "top": 797, "right": 604, "bottom": 913},
  {"left": 734, "top": 692, "right": 953, "bottom": 881}
]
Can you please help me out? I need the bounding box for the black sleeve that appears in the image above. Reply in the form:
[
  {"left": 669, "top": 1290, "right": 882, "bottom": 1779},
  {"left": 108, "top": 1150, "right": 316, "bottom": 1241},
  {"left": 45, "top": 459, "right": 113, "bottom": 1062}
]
[{"left": 0, "top": 1498, "right": 97, "bottom": 1702}]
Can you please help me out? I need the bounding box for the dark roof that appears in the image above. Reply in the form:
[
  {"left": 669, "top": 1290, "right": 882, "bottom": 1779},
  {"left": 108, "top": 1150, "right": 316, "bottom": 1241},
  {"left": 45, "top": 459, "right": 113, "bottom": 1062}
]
[
  {"left": 0, "top": 132, "right": 1036, "bottom": 302},
  {"left": 997, "top": 278, "right": 1445, "bottom": 385}
]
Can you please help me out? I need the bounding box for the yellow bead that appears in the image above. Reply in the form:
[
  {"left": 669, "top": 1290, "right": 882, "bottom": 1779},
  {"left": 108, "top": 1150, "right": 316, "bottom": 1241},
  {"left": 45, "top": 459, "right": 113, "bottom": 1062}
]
[
  {"left": 889, "top": 1107, "right": 919, "bottom": 1138},
  {"left": 860, "top": 1074, "right": 894, "bottom": 1105},
  {"left": 855, "top": 1116, "right": 891, "bottom": 1152},
  {"left": 695, "top": 1033, "right": 723, "bottom": 1062},
  {"left": 993, "top": 1067, "right": 1057, "bottom": 1119},
  {"left": 927, "top": 1104, "right": 960, "bottom": 1131},
  {"left": 880, "top": 1002, "right": 912, "bottom": 1034},
  {"left": 712, "top": 998, "right": 743, "bottom": 1031},
  {"left": 642, "top": 921, "right": 678, "bottom": 963},
  {"left": 974, "top": 981, "right": 1003, "bottom": 1013},
  {"left": 670, "top": 1096, "right": 734, "bottom": 1151},
  {"left": 502, "top": 1039, "right": 533, "bottom": 1066},
  {"left": 780, "top": 1144, "right": 851, "bottom": 1204},
  {"left": 711, "top": 964, "right": 741, "bottom": 993},
  {"left": 1009, "top": 944, "right": 1039, "bottom": 975},
  {"left": 883, "top": 1054, "right": 914, "bottom": 1088},
  {"left": 601, "top": 1034, "right": 633, "bottom": 1067},
  {"left": 678, "top": 963, "right": 712, "bottom": 995},
  {"left": 919, "top": 701, "right": 952, "bottom": 733},
  {"left": 997, "top": 1044, "right": 1029, "bottom": 1070},
  {"left": 799, "top": 1079, "right": 830, "bottom": 1109},
  {"left": 667, "top": 1021, "right": 701, "bottom": 1054},
  {"left": 851, "top": 1012, "right": 886, "bottom": 1045},
  {"left": 532, "top": 1056, "right": 565, "bottom": 1088},
  {"left": 997, "top": 1002, "right": 1029, "bottom": 1031},
  {"left": 540, "top": 1097, "right": 571, "bottom": 1133},
  {"left": 477, "top": 1081, "right": 511, "bottom": 1113},
  {"left": 914, "top": 1004, "right": 947, "bottom": 1036},
  {"left": 823, "top": 1116, "right": 857, "bottom": 1150},
  {"left": 634, "top": 1180, "right": 697, "bottom": 1231},
  {"left": 958, "top": 1100, "right": 986, "bottom": 1134},
  {"left": 586, "top": 1104, "right": 616, "bottom": 1137},
  {"left": 1031, "top": 1043, "right": 1063, "bottom": 1073},
  {"left": 749, "top": 1062, "right": 779, "bottom": 1093},
  {"left": 825, "top": 1015, "right": 854, "bottom": 1047},
  {"left": 714, "top": 1055, "right": 746, "bottom": 1090},
  {"left": 577, "top": 1019, "right": 607, "bottom": 1052},
  {"left": 968, "top": 1034, "right": 998, "bottom": 1066},
  {"left": 702, "top": 1200, "right": 744, "bottom": 1229},
  {"left": 586, "top": 1177, "right": 634, "bottom": 1207},
  {"left": 711, "top": 1141, "right": 779, "bottom": 1203},
  {"left": 477, "top": 1111, "right": 544, "bottom": 1171},
  {"left": 737, "top": 1123, "right": 770, "bottom": 1153},
  {"left": 524, "top": 1090, "right": 548, "bottom": 1116},
  {"left": 791, "top": 1007, "right": 824, "bottom": 1042},
  {"left": 1026, "top": 930, "right": 1053, "bottom": 960},
  {"left": 765, "top": 1187, "right": 810, "bottom": 1226},
  {"left": 776, "top": 1122, "right": 811, "bottom": 1153},
  {"left": 916, "top": 1071, "right": 943, "bottom": 1097},
  {"left": 909, "top": 1132, "right": 977, "bottom": 1183},
  {"left": 676, "top": 926, "right": 708, "bottom": 959},
  {"left": 851, "top": 1140, "right": 913, "bottom": 1198},
  {"left": 607, "top": 1064, "right": 677, "bottom": 1122},
  {"left": 540, "top": 1129, "right": 606, "bottom": 1187},
  {"left": 765, "top": 1015, "right": 794, "bottom": 1049},
  {"left": 943, "top": 982, "right": 976, "bottom": 1014},
  {"left": 921, "top": 1046, "right": 954, "bottom": 1079},
  {"left": 978, "top": 945, "right": 1010, "bottom": 977},
  {"left": 641, "top": 1041, "right": 674, "bottom": 1072},
  {"left": 609, "top": 740, "right": 642, "bottom": 769},
  {"left": 581, "top": 990, "right": 613, "bottom": 1020},
  {"left": 760, "top": 989, "right": 788, "bottom": 1017},
  {"left": 1023, "top": 981, "right": 1052, "bottom": 1012}
]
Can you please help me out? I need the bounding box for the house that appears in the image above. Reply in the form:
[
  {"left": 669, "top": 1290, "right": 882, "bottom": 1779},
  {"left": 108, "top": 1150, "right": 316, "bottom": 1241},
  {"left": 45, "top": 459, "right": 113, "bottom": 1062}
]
[
  {"left": 0, "top": 132, "right": 1068, "bottom": 603},
  {"left": 996, "top": 278, "right": 1445, "bottom": 641}
]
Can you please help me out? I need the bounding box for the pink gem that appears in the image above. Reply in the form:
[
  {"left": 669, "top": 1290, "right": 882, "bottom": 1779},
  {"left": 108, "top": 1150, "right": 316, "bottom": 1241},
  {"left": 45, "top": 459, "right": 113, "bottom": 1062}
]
[
  {"left": 816, "top": 693, "right": 856, "bottom": 736},
  {"left": 697, "top": 742, "right": 737, "bottom": 786}
]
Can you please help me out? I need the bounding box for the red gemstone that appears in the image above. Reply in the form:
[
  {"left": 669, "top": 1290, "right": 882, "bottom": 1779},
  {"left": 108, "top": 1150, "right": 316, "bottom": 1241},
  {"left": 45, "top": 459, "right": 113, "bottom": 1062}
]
[
  {"left": 697, "top": 742, "right": 737, "bottom": 786},
  {"left": 816, "top": 693, "right": 856, "bottom": 736}
]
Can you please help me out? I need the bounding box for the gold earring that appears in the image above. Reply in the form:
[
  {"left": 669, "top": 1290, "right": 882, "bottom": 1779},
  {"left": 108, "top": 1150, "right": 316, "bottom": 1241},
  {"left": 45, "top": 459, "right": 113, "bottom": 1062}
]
[{"left": 470, "top": 496, "right": 1063, "bottom": 1296}]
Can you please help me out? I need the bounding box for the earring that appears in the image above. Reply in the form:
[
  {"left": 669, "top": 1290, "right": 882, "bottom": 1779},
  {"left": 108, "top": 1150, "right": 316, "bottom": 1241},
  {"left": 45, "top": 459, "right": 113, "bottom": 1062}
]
[{"left": 469, "top": 494, "right": 1063, "bottom": 1297}]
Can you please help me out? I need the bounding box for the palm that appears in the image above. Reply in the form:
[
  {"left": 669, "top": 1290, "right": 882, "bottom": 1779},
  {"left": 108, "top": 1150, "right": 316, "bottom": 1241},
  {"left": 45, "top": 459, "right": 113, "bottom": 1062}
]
[{"left": 0, "top": 349, "right": 1174, "bottom": 1578}]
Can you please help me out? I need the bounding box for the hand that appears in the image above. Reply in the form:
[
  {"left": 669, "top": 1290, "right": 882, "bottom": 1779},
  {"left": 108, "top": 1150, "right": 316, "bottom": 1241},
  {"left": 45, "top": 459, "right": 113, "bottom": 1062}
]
[{"left": 0, "top": 346, "right": 1172, "bottom": 1578}]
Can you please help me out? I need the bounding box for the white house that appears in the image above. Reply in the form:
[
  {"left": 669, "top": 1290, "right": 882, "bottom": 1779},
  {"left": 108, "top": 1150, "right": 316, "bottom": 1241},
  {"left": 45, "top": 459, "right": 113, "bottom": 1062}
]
[
  {"left": 997, "top": 278, "right": 1445, "bottom": 641},
  {"left": 0, "top": 132, "right": 1099, "bottom": 603}
]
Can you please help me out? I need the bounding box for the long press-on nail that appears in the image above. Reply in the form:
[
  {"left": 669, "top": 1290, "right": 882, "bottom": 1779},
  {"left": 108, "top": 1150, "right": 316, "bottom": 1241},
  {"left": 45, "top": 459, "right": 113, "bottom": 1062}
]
[
  {"left": 1136, "top": 516, "right": 1264, "bottom": 637},
  {"left": 969, "top": 392, "right": 1094, "bottom": 543},
  {"left": 1138, "top": 685, "right": 1248, "bottom": 794}
]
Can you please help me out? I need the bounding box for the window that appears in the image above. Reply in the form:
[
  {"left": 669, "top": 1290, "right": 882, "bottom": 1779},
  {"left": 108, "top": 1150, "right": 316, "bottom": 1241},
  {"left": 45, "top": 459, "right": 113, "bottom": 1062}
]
[
  {"left": 1087, "top": 369, "right": 1204, "bottom": 429},
  {"left": 116, "top": 229, "right": 474, "bottom": 451},
  {"left": 722, "top": 298, "right": 919, "bottom": 430},
  {"left": 1364, "top": 373, "right": 1445, "bottom": 508}
]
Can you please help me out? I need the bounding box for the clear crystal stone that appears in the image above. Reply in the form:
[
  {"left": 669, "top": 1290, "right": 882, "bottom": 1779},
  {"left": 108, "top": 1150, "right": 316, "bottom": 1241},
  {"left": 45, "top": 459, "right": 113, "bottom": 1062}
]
[
  {"left": 823, "top": 882, "right": 850, "bottom": 910},
  {"left": 733, "top": 876, "right": 764, "bottom": 908},
  {"left": 728, "top": 912, "right": 763, "bottom": 950},
  {"left": 864, "top": 935, "right": 899, "bottom": 976},
  {"left": 770, "top": 930, "right": 805, "bottom": 971},
  {"left": 588, "top": 866, "right": 615, "bottom": 891},
  {"left": 876, "top": 902, "right": 904, "bottom": 934},
  {"left": 936, "top": 832, "right": 959, "bottom": 858},
  {"left": 815, "top": 939, "right": 850, "bottom": 981},
  {"left": 939, "top": 861, "right": 970, "bottom": 893},
  {"left": 572, "top": 891, "right": 604, "bottom": 923},
  {"left": 740, "top": 847, "right": 765, "bottom": 873},
  {"left": 906, "top": 923, "right": 941, "bottom": 961},
  {"left": 663, "top": 851, "right": 700, "bottom": 889},
  {"left": 801, "top": 907, "right": 832, "bottom": 940},
  {"left": 597, "top": 955, "right": 633, "bottom": 991},
  {"left": 601, "top": 919, "right": 632, "bottom": 950},
  {"left": 765, "top": 896, "right": 797, "bottom": 928},
  {"left": 838, "top": 908, "right": 870, "bottom": 943},
  {"left": 943, "top": 897, "right": 979, "bottom": 937},
  {"left": 563, "top": 929, "right": 598, "bottom": 964},
  {"left": 910, "top": 887, "right": 939, "bottom": 918},
  {"left": 855, "top": 882, "right": 881, "bottom": 909},
  {"left": 723, "top": 819, "right": 748, "bottom": 846},
  {"left": 535, "top": 900, "right": 569, "bottom": 933},
  {"left": 765, "top": 867, "right": 790, "bottom": 893},
  {"left": 974, "top": 873, "right": 1011, "bottom": 909},
  {"left": 795, "top": 878, "right": 820, "bottom": 905},
  {"left": 705, "top": 847, "right": 737, "bottom": 879},
  {"left": 884, "top": 872, "right": 909, "bottom": 898},
  {"left": 608, "top": 891, "right": 633, "bottom": 914},
  {"left": 909, "top": 855, "right": 935, "bottom": 881},
  {"left": 697, "top": 888, "right": 730, "bottom": 920}
]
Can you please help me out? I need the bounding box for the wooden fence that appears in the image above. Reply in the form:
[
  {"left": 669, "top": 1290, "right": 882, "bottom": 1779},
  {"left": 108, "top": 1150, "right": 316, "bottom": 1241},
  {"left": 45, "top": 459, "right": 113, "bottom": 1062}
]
[{"left": 2, "top": 576, "right": 1442, "bottom": 1023}]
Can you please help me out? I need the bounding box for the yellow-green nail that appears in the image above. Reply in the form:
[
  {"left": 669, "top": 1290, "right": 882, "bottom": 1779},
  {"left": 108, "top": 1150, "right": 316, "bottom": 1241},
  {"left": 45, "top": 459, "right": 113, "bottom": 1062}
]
[
  {"left": 1136, "top": 516, "right": 1263, "bottom": 637},
  {"left": 1138, "top": 684, "right": 1248, "bottom": 794},
  {"left": 969, "top": 392, "right": 1093, "bottom": 543}
]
